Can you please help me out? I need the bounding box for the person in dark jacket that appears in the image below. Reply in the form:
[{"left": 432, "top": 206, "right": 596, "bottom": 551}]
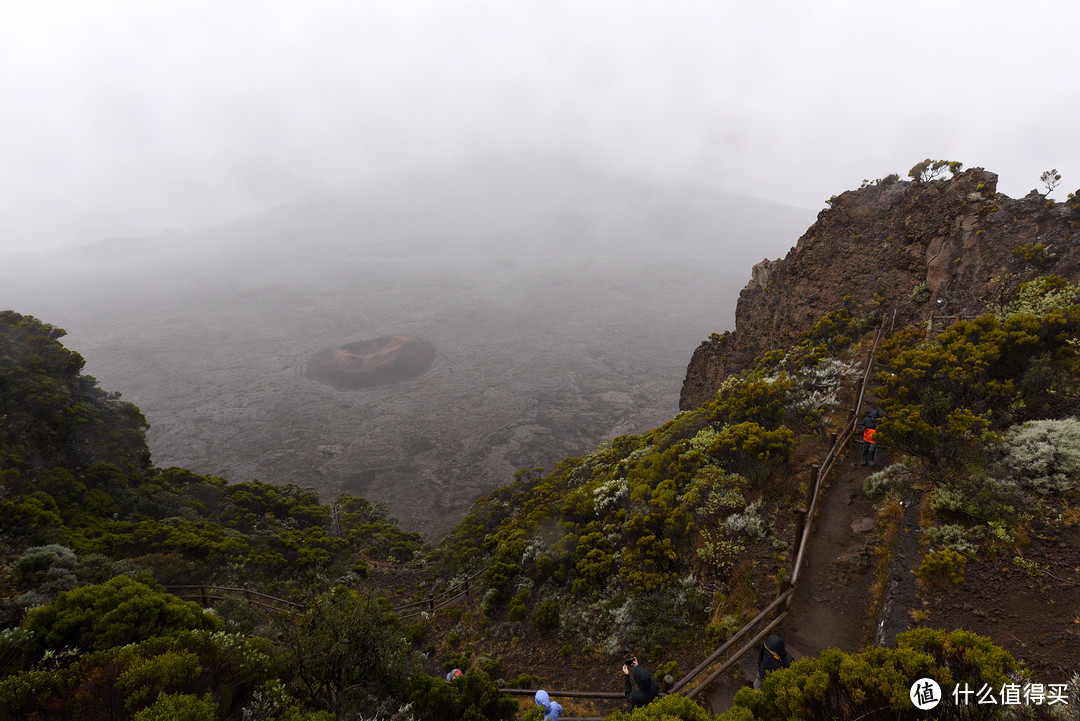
[
  {"left": 859, "top": 409, "right": 881, "bottom": 466},
  {"left": 622, "top": 658, "right": 660, "bottom": 707},
  {"left": 755, "top": 634, "right": 794, "bottom": 688}
]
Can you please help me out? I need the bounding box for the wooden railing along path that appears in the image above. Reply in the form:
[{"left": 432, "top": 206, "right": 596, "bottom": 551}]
[
  {"left": 169, "top": 560, "right": 488, "bottom": 620},
  {"left": 167, "top": 583, "right": 301, "bottom": 614}
]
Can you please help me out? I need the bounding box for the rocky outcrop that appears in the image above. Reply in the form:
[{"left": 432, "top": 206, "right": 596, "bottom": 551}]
[{"left": 680, "top": 169, "right": 1080, "bottom": 410}]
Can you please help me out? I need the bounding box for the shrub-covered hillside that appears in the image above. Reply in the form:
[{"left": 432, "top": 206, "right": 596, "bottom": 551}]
[
  {"left": 4, "top": 263, "right": 1080, "bottom": 721},
  {"left": 0, "top": 311, "right": 424, "bottom": 586},
  {"left": 0, "top": 311, "right": 465, "bottom": 720},
  {"left": 427, "top": 276, "right": 1080, "bottom": 715},
  {"left": 430, "top": 307, "right": 876, "bottom": 657}
]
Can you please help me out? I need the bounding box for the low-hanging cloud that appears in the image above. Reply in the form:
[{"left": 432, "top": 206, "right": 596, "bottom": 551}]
[{"left": 2, "top": 0, "right": 1079, "bottom": 253}]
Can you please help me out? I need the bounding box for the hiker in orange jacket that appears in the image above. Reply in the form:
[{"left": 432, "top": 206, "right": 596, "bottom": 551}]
[{"left": 860, "top": 410, "right": 881, "bottom": 466}]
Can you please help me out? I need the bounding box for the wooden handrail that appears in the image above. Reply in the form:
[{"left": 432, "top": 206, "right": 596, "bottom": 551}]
[
  {"left": 392, "top": 563, "right": 489, "bottom": 615},
  {"left": 667, "top": 588, "right": 794, "bottom": 694},
  {"left": 684, "top": 612, "right": 789, "bottom": 699},
  {"left": 167, "top": 584, "right": 302, "bottom": 607}
]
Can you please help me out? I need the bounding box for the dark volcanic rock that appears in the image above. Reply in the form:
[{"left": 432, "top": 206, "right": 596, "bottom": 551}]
[
  {"left": 680, "top": 169, "right": 1080, "bottom": 409},
  {"left": 306, "top": 335, "right": 435, "bottom": 389}
]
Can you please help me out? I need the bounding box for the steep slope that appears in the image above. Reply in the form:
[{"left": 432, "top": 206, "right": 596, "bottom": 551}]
[{"left": 682, "top": 168, "right": 1080, "bottom": 409}]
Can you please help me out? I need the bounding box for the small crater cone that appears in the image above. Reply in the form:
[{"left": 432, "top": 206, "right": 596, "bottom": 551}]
[{"left": 306, "top": 335, "right": 435, "bottom": 389}]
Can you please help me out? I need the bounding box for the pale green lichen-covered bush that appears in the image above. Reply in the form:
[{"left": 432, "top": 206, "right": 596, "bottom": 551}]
[
  {"left": 754, "top": 356, "right": 857, "bottom": 431},
  {"left": 862, "top": 462, "right": 911, "bottom": 502},
  {"left": 1049, "top": 673, "right": 1080, "bottom": 721},
  {"left": 687, "top": 426, "right": 720, "bottom": 454},
  {"left": 1000, "top": 417, "right": 1080, "bottom": 496},
  {"left": 592, "top": 477, "right": 629, "bottom": 513},
  {"left": 923, "top": 523, "right": 984, "bottom": 555},
  {"left": 723, "top": 499, "right": 772, "bottom": 543},
  {"left": 14, "top": 545, "right": 77, "bottom": 581},
  {"left": 927, "top": 476, "right": 1026, "bottom": 523},
  {"left": 998, "top": 275, "right": 1077, "bottom": 319}
]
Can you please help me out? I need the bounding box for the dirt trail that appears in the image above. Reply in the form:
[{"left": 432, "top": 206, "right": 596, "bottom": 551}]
[
  {"left": 782, "top": 445, "right": 883, "bottom": 657},
  {"left": 705, "top": 442, "right": 885, "bottom": 713}
]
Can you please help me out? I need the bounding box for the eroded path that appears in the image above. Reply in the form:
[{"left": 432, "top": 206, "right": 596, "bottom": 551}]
[
  {"left": 782, "top": 446, "right": 885, "bottom": 659},
  {"left": 705, "top": 444, "right": 886, "bottom": 713}
]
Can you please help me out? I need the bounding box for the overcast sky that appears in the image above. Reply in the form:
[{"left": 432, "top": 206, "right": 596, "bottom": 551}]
[{"left": 2, "top": 0, "right": 1079, "bottom": 253}]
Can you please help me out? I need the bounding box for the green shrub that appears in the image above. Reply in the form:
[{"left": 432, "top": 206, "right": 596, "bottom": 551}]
[
  {"left": 910, "top": 283, "right": 930, "bottom": 303},
  {"left": 532, "top": 599, "right": 559, "bottom": 630},
  {"left": 483, "top": 561, "right": 519, "bottom": 604},
  {"left": 277, "top": 587, "right": 415, "bottom": 716},
  {"left": 719, "top": 628, "right": 1016, "bottom": 720},
  {"left": 131, "top": 692, "right": 217, "bottom": 721},
  {"left": 654, "top": 660, "right": 680, "bottom": 682},
  {"left": 707, "top": 422, "right": 795, "bottom": 485},
  {"left": 23, "top": 575, "right": 223, "bottom": 655},
  {"left": 705, "top": 614, "right": 742, "bottom": 645},
  {"left": 916, "top": 549, "right": 967, "bottom": 588},
  {"left": 506, "top": 672, "right": 544, "bottom": 689},
  {"left": 210, "top": 597, "right": 263, "bottom": 635},
  {"left": 410, "top": 666, "right": 516, "bottom": 721},
  {"left": 605, "top": 693, "right": 714, "bottom": 721},
  {"left": 508, "top": 588, "right": 532, "bottom": 622},
  {"left": 1011, "top": 242, "right": 1059, "bottom": 268},
  {"left": 523, "top": 707, "right": 544, "bottom": 721}
]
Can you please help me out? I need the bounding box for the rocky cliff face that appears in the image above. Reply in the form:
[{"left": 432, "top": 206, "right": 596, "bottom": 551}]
[{"left": 681, "top": 168, "right": 1080, "bottom": 409}]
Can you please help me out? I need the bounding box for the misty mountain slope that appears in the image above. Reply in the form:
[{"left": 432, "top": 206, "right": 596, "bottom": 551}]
[{"left": 1, "top": 152, "right": 814, "bottom": 540}]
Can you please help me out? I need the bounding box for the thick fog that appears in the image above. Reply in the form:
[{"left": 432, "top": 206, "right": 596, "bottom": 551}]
[
  {"left": 2, "top": 0, "right": 1080, "bottom": 251},
  {"left": 3, "top": 1, "right": 1079, "bottom": 539},
  {"left": 1, "top": 151, "right": 812, "bottom": 539}
]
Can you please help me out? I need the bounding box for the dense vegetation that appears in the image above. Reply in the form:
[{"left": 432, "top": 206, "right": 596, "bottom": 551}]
[
  {"left": 0, "top": 312, "right": 447, "bottom": 720},
  {"left": 4, "top": 267, "right": 1080, "bottom": 719},
  {"left": 870, "top": 277, "right": 1080, "bottom": 568}
]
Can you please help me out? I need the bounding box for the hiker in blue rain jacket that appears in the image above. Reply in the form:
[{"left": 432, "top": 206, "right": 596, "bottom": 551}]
[{"left": 535, "top": 689, "right": 563, "bottom": 721}]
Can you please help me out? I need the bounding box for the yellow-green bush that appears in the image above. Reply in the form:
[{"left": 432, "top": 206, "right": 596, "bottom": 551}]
[{"left": 916, "top": 548, "right": 968, "bottom": 588}]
